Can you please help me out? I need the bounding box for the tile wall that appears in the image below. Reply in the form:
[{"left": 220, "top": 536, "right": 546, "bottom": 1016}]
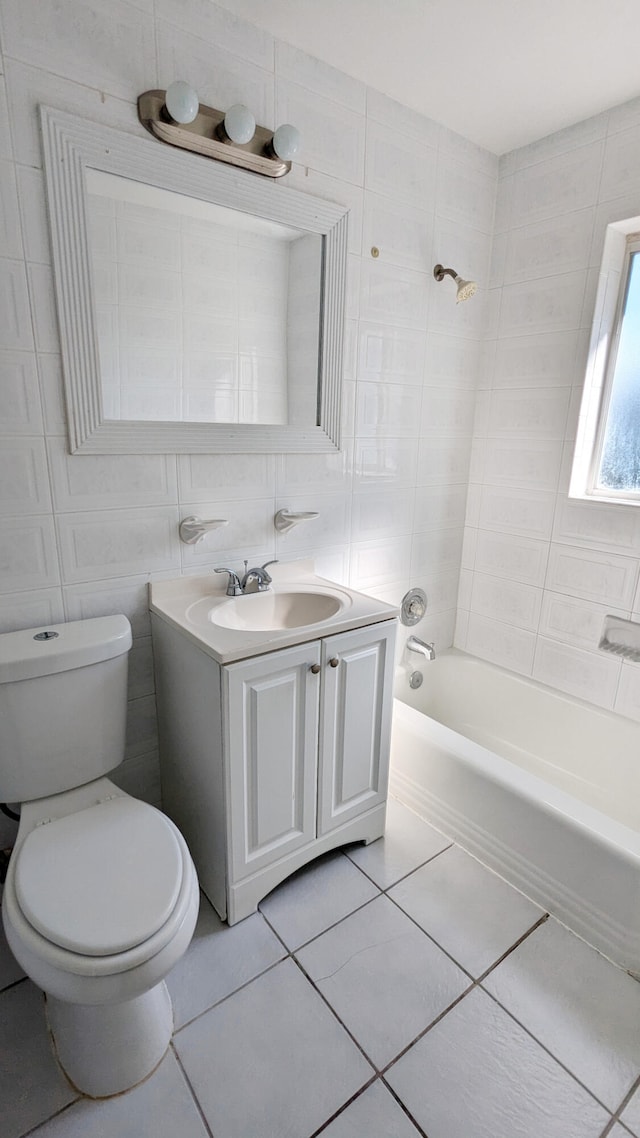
[
  {"left": 0, "top": 0, "right": 496, "bottom": 830},
  {"left": 457, "top": 101, "right": 640, "bottom": 716}
]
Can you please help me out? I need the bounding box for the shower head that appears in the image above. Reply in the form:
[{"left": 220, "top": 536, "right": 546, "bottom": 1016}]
[{"left": 433, "top": 264, "right": 478, "bottom": 303}]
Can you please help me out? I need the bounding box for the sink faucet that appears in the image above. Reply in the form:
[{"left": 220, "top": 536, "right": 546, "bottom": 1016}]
[
  {"left": 240, "top": 560, "right": 278, "bottom": 593},
  {"left": 214, "top": 561, "right": 278, "bottom": 596},
  {"left": 407, "top": 635, "right": 436, "bottom": 661}
]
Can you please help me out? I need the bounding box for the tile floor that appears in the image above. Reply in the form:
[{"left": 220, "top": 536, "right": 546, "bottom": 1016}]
[{"left": 2, "top": 798, "right": 640, "bottom": 1137}]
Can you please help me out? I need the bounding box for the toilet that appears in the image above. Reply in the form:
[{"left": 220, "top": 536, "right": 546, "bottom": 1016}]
[{"left": 0, "top": 615, "right": 199, "bottom": 1098}]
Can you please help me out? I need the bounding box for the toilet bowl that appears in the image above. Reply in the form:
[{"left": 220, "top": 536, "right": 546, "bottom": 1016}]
[{"left": 0, "top": 617, "right": 199, "bottom": 1097}]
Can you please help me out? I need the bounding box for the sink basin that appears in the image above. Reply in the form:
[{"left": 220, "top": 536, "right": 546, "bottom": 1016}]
[{"left": 207, "top": 589, "right": 345, "bottom": 632}]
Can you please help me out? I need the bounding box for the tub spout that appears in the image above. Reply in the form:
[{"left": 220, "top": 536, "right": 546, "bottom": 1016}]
[{"left": 407, "top": 635, "right": 436, "bottom": 661}]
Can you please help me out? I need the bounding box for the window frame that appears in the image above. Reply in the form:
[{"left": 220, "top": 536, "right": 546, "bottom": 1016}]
[{"left": 570, "top": 216, "right": 640, "bottom": 506}]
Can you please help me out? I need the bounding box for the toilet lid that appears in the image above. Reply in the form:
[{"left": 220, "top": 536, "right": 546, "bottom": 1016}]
[{"left": 14, "top": 798, "right": 184, "bottom": 956}]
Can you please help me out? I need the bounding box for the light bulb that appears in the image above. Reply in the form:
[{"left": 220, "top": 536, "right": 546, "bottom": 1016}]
[
  {"left": 164, "top": 81, "right": 199, "bottom": 125},
  {"left": 272, "top": 123, "right": 301, "bottom": 162},
  {"left": 224, "top": 104, "right": 256, "bottom": 144}
]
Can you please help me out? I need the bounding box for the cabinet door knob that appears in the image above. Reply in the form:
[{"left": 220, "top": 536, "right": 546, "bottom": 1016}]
[
  {"left": 310, "top": 663, "right": 321, "bottom": 674},
  {"left": 329, "top": 657, "right": 340, "bottom": 668}
]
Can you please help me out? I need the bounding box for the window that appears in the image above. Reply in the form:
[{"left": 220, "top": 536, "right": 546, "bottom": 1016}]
[{"left": 570, "top": 220, "right": 640, "bottom": 505}]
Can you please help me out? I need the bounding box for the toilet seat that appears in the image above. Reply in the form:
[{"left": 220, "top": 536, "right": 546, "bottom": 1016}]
[{"left": 14, "top": 797, "right": 184, "bottom": 956}]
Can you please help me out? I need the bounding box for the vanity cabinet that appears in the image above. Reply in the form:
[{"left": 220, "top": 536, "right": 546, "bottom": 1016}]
[{"left": 151, "top": 616, "right": 396, "bottom": 924}]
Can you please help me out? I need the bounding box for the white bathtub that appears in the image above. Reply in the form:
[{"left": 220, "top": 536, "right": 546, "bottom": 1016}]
[{"left": 389, "top": 651, "right": 640, "bottom": 974}]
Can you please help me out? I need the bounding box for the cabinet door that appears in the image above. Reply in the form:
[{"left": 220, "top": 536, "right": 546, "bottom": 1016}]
[
  {"left": 317, "top": 620, "right": 396, "bottom": 835},
  {"left": 224, "top": 641, "right": 321, "bottom": 881}
]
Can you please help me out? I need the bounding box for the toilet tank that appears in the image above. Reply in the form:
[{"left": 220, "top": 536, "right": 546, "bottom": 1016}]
[{"left": 0, "top": 616, "right": 133, "bottom": 803}]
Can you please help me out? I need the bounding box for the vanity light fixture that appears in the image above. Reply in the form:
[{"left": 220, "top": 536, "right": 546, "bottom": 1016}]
[
  {"left": 138, "top": 83, "right": 301, "bottom": 178},
  {"left": 433, "top": 263, "right": 478, "bottom": 303}
]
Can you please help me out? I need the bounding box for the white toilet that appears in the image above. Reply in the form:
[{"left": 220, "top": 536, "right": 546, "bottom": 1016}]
[{"left": 0, "top": 615, "right": 199, "bottom": 1098}]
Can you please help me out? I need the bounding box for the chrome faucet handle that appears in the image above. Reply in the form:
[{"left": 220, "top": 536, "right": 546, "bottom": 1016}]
[
  {"left": 260, "top": 559, "right": 278, "bottom": 583},
  {"left": 214, "top": 567, "right": 243, "bottom": 596}
]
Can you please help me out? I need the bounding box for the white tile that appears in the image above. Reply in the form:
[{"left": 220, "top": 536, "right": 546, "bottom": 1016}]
[
  {"left": 358, "top": 321, "right": 426, "bottom": 385},
  {"left": 259, "top": 851, "right": 379, "bottom": 950},
  {"left": 511, "top": 142, "right": 604, "bottom": 225},
  {"left": 351, "top": 489, "right": 413, "bottom": 542},
  {"left": 424, "top": 332, "right": 481, "bottom": 387},
  {"left": 274, "top": 492, "right": 350, "bottom": 554},
  {"left": 479, "top": 484, "right": 556, "bottom": 541},
  {"left": 388, "top": 845, "right": 542, "bottom": 977},
  {"left": 413, "top": 484, "right": 468, "bottom": 533},
  {"left": 56, "top": 506, "right": 180, "bottom": 582},
  {"left": 154, "top": 0, "right": 274, "bottom": 69},
  {"left": 488, "top": 387, "right": 570, "bottom": 438},
  {"left": 505, "top": 208, "right": 594, "bottom": 284},
  {"left": 539, "top": 591, "right": 625, "bottom": 653},
  {"left": 276, "top": 41, "right": 365, "bottom": 113},
  {"left": 439, "top": 127, "right": 498, "bottom": 179},
  {"left": 276, "top": 80, "right": 365, "bottom": 185},
  {"left": 517, "top": 114, "right": 608, "bottom": 169},
  {"left": 178, "top": 498, "right": 274, "bottom": 568},
  {"left": 156, "top": 21, "right": 274, "bottom": 131},
  {"left": 110, "top": 750, "right": 161, "bottom": 807},
  {"left": 345, "top": 798, "right": 451, "bottom": 889},
  {"left": 465, "top": 613, "right": 537, "bottom": 674},
  {"left": 0, "top": 76, "right": 12, "bottom": 161},
  {"left": 365, "top": 118, "right": 437, "bottom": 206},
  {"left": 354, "top": 438, "right": 417, "bottom": 489},
  {"left": 360, "top": 258, "right": 430, "bottom": 330},
  {"left": 30, "top": 1050, "right": 209, "bottom": 1138},
  {"left": 553, "top": 496, "right": 640, "bottom": 555},
  {"left": 472, "top": 531, "right": 551, "bottom": 588},
  {"left": 124, "top": 693, "right": 158, "bottom": 761},
  {"left": 0, "top": 258, "right": 33, "bottom": 351},
  {"left": 16, "top": 166, "right": 50, "bottom": 264},
  {"left": 614, "top": 662, "right": 640, "bottom": 724},
  {"left": 276, "top": 445, "right": 352, "bottom": 497},
  {"left": 0, "top": 337, "right": 43, "bottom": 418},
  {"left": 355, "top": 381, "right": 422, "bottom": 438},
  {"left": 611, "top": 1125, "right": 635, "bottom": 1138},
  {"left": 62, "top": 573, "right": 158, "bottom": 638},
  {"left": 174, "top": 958, "right": 372, "bottom": 1138},
  {"left": 436, "top": 155, "right": 496, "bottom": 234},
  {"left": 2, "top": 0, "right": 156, "bottom": 99},
  {"left": 0, "top": 515, "right": 59, "bottom": 591},
  {"left": 298, "top": 894, "right": 468, "bottom": 1068},
  {"left": 167, "top": 897, "right": 285, "bottom": 1029},
  {"left": 0, "top": 981, "right": 77, "bottom": 1138},
  {"left": 319, "top": 1081, "right": 422, "bottom": 1138},
  {"left": 621, "top": 1087, "right": 640, "bottom": 1136},
  {"left": 484, "top": 437, "right": 563, "bottom": 491},
  {"left": 127, "top": 636, "right": 154, "bottom": 699},
  {"left": 386, "top": 987, "right": 609, "bottom": 1138},
  {"left": 499, "top": 271, "right": 587, "bottom": 337},
  {"left": 366, "top": 88, "right": 439, "bottom": 150},
  {"left": 533, "top": 636, "right": 621, "bottom": 708},
  {"left": 601, "top": 125, "right": 640, "bottom": 201},
  {"left": 545, "top": 543, "right": 638, "bottom": 608},
  {"left": 0, "top": 159, "right": 23, "bottom": 260},
  {"left": 350, "top": 536, "right": 412, "bottom": 591},
  {"left": 484, "top": 918, "right": 640, "bottom": 1110},
  {"left": 178, "top": 453, "right": 273, "bottom": 506},
  {"left": 410, "top": 526, "right": 464, "bottom": 578},
  {"left": 420, "top": 387, "right": 475, "bottom": 437},
  {"left": 26, "top": 263, "right": 59, "bottom": 353},
  {"left": 47, "top": 438, "right": 177, "bottom": 511},
  {"left": 0, "top": 436, "right": 51, "bottom": 515},
  {"left": 0, "top": 587, "right": 64, "bottom": 634},
  {"left": 470, "top": 573, "right": 542, "bottom": 632},
  {"left": 416, "top": 435, "right": 471, "bottom": 486}
]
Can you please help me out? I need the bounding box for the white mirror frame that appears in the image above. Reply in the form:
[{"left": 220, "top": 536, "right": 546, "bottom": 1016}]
[{"left": 40, "top": 106, "right": 347, "bottom": 454}]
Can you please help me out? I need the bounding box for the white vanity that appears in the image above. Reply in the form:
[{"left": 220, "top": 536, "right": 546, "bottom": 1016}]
[{"left": 150, "top": 565, "right": 398, "bottom": 923}]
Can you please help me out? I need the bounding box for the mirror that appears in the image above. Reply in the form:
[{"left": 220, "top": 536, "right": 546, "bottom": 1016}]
[{"left": 41, "top": 106, "right": 347, "bottom": 454}]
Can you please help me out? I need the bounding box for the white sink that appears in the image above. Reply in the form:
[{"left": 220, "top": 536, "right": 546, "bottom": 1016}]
[
  {"left": 209, "top": 589, "right": 344, "bottom": 632},
  {"left": 150, "top": 563, "right": 399, "bottom": 665}
]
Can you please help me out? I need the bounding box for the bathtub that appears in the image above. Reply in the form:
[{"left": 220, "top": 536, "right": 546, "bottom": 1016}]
[{"left": 389, "top": 651, "right": 640, "bottom": 974}]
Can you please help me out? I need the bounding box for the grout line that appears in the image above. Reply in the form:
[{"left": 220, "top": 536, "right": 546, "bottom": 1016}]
[
  {"left": 475, "top": 911, "right": 549, "bottom": 984},
  {"left": 380, "top": 982, "right": 476, "bottom": 1076},
  {"left": 170, "top": 1042, "right": 216, "bottom": 1138},
  {"left": 171, "top": 954, "right": 287, "bottom": 1035},
  {"left": 290, "top": 953, "right": 380, "bottom": 1075},
  {"left": 480, "top": 982, "right": 618, "bottom": 1114},
  {"left": 307, "top": 1072, "right": 380, "bottom": 1138},
  {"left": 380, "top": 1076, "right": 431, "bottom": 1138},
  {"left": 603, "top": 1069, "right": 640, "bottom": 1132},
  {"left": 19, "top": 1098, "right": 81, "bottom": 1138},
  {"left": 344, "top": 837, "right": 454, "bottom": 893}
]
